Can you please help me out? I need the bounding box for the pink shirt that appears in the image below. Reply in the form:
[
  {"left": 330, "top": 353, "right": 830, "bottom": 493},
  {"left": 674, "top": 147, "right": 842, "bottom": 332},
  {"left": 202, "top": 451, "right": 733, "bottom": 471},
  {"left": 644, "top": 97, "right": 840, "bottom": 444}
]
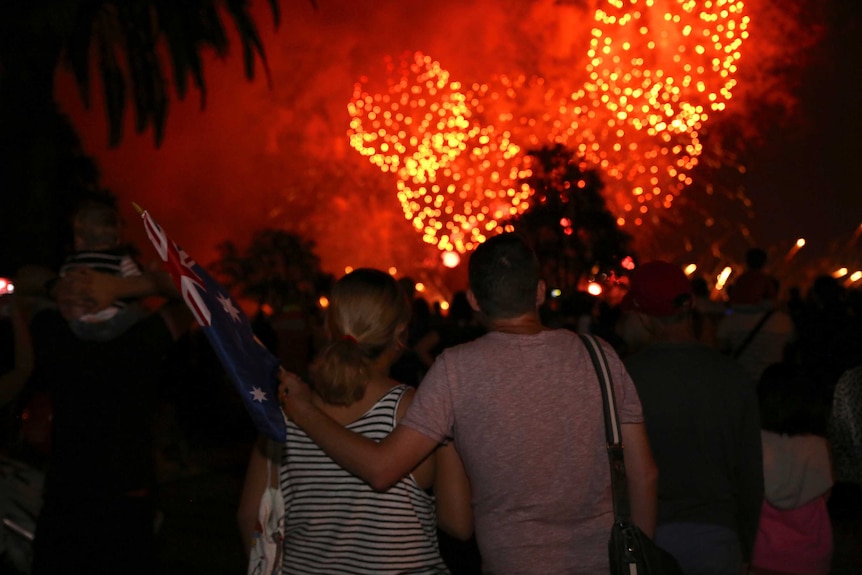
[
  {"left": 402, "top": 329, "right": 643, "bottom": 574},
  {"left": 752, "top": 432, "right": 833, "bottom": 575},
  {"left": 752, "top": 498, "right": 832, "bottom": 575}
]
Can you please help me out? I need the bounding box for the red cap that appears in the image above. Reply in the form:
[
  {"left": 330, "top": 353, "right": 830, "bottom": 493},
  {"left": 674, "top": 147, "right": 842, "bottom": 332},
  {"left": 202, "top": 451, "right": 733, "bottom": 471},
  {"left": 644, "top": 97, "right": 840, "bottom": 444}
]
[{"left": 622, "top": 261, "right": 693, "bottom": 317}]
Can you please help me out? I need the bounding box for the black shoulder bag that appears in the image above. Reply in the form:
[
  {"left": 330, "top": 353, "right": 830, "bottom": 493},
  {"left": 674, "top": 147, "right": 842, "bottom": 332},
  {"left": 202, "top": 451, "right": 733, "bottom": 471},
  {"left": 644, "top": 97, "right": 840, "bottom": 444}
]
[{"left": 578, "top": 334, "right": 684, "bottom": 575}]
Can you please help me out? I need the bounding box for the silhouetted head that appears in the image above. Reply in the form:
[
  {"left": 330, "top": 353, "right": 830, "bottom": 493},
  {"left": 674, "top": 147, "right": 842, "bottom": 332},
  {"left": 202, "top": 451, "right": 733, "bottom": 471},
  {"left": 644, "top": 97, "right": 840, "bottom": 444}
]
[
  {"left": 758, "top": 362, "right": 826, "bottom": 436},
  {"left": 468, "top": 233, "right": 541, "bottom": 320},
  {"left": 744, "top": 247, "right": 768, "bottom": 270}
]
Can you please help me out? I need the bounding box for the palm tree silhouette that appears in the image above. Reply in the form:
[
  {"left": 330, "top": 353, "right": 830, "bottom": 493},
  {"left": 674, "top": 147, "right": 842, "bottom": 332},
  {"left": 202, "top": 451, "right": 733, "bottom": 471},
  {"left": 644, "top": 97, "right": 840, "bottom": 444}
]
[{"left": 0, "top": 0, "right": 312, "bottom": 275}]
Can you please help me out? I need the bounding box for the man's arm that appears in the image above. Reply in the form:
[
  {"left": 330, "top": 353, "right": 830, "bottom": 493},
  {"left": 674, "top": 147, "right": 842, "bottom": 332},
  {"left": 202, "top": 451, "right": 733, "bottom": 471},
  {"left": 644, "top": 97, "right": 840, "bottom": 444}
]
[
  {"left": 621, "top": 422, "right": 658, "bottom": 538},
  {"left": 433, "top": 441, "right": 474, "bottom": 540},
  {"left": 279, "top": 371, "right": 438, "bottom": 491}
]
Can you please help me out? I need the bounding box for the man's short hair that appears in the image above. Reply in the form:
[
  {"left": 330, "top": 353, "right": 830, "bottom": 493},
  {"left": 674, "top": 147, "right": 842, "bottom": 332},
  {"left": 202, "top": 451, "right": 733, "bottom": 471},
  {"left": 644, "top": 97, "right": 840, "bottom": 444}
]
[{"left": 468, "top": 233, "right": 540, "bottom": 320}]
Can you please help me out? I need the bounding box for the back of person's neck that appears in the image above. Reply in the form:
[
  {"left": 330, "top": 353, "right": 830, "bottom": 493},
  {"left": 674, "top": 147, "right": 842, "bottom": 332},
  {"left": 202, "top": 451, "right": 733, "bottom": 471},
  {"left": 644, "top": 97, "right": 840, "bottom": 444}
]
[{"left": 490, "top": 312, "right": 545, "bottom": 335}]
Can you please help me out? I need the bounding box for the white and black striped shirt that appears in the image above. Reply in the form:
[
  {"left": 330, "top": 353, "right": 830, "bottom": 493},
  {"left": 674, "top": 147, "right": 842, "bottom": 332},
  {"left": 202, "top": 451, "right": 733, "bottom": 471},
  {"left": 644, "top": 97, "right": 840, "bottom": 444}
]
[
  {"left": 280, "top": 385, "right": 449, "bottom": 574},
  {"left": 60, "top": 249, "right": 142, "bottom": 321}
]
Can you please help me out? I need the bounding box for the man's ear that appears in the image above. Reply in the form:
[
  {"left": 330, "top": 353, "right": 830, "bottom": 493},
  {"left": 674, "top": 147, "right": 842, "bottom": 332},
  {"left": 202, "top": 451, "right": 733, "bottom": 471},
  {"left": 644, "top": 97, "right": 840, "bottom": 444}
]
[
  {"left": 466, "top": 290, "right": 481, "bottom": 313},
  {"left": 536, "top": 280, "right": 546, "bottom": 308}
]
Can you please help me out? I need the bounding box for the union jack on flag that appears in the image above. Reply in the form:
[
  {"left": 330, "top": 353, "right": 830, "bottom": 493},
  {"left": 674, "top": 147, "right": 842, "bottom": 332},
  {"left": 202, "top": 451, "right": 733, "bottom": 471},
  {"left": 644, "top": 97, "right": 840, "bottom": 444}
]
[{"left": 137, "top": 205, "right": 286, "bottom": 442}]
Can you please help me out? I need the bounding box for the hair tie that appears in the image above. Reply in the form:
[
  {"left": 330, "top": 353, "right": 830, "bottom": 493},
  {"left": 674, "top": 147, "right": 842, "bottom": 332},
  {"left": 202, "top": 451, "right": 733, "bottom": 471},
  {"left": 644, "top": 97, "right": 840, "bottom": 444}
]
[{"left": 341, "top": 334, "right": 357, "bottom": 344}]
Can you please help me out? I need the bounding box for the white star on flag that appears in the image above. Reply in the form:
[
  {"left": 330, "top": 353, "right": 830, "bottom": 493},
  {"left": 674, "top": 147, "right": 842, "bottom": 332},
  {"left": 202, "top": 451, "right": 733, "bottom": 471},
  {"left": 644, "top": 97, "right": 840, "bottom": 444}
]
[
  {"left": 250, "top": 387, "right": 268, "bottom": 403},
  {"left": 217, "top": 292, "right": 241, "bottom": 322}
]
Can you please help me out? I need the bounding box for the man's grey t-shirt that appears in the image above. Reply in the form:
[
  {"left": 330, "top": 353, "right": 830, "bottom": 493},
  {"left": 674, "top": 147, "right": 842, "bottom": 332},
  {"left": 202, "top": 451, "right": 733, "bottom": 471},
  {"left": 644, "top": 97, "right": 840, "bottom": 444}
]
[{"left": 402, "top": 329, "right": 643, "bottom": 574}]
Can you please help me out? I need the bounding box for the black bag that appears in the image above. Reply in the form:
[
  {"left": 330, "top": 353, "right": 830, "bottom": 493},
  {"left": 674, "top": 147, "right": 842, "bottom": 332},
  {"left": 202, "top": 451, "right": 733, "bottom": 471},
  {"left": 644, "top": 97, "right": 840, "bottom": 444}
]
[
  {"left": 578, "top": 334, "right": 684, "bottom": 575},
  {"left": 609, "top": 519, "right": 683, "bottom": 575}
]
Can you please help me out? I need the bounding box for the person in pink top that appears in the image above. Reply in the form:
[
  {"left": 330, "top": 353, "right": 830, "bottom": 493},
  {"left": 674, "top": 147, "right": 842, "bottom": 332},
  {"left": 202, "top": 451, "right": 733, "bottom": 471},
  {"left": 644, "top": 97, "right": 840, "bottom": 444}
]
[
  {"left": 279, "top": 233, "right": 658, "bottom": 574},
  {"left": 751, "top": 362, "right": 834, "bottom": 575}
]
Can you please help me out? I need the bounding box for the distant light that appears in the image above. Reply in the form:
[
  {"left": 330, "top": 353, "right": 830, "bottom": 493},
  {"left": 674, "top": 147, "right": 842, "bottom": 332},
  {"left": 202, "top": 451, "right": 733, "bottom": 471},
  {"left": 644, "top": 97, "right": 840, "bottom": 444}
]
[
  {"left": 318, "top": 296, "right": 329, "bottom": 309},
  {"left": 795, "top": 238, "right": 806, "bottom": 248},
  {"left": 715, "top": 266, "right": 732, "bottom": 291},
  {"left": 550, "top": 288, "right": 562, "bottom": 298},
  {"left": 587, "top": 282, "right": 603, "bottom": 296},
  {"left": 0, "top": 278, "right": 11, "bottom": 295},
  {"left": 850, "top": 271, "right": 862, "bottom": 283},
  {"left": 442, "top": 251, "right": 461, "bottom": 269},
  {"left": 684, "top": 264, "right": 697, "bottom": 276},
  {"left": 440, "top": 301, "right": 450, "bottom": 311},
  {"left": 388, "top": 266, "right": 398, "bottom": 276},
  {"left": 832, "top": 268, "right": 848, "bottom": 279},
  {"left": 415, "top": 282, "right": 425, "bottom": 292},
  {"left": 621, "top": 256, "right": 635, "bottom": 270},
  {"left": 261, "top": 303, "right": 274, "bottom": 316},
  {"left": 344, "top": 266, "right": 354, "bottom": 274}
]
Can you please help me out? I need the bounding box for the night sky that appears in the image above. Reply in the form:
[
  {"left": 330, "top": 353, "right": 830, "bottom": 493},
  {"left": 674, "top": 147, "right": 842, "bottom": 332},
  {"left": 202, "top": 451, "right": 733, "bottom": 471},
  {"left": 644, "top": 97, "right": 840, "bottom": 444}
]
[{"left": 54, "top": 0, "right": 862, "bottom": 292}]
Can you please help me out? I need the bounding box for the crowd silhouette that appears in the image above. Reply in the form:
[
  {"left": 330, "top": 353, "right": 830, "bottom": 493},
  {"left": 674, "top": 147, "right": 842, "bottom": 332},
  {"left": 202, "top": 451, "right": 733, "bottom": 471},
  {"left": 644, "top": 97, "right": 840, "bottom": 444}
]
[{"left": 1, "top": 207, "right": 861, "bottom": 575}]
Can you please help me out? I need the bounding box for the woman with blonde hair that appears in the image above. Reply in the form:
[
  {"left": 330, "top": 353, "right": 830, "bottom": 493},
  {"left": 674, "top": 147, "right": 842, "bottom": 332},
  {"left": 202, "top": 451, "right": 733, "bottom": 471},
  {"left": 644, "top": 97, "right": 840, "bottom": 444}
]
[{"left": 239, "top": 268, "right": 472, "bottom": 574}]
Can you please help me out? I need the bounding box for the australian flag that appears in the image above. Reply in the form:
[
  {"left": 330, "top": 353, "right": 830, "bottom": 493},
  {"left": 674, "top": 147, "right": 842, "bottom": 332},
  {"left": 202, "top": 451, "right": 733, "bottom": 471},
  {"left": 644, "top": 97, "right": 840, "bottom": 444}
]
[{"left": 137, "top": 205, "right": 286, "bottom": 442}]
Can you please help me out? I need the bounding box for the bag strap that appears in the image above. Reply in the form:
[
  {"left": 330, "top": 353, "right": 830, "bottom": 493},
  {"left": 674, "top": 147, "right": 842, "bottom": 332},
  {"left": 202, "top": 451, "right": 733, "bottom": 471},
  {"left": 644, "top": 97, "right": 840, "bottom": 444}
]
[
  {"left": 731, "top": 309, "right": 774, "bottom": 359},
  {"left": 578, "top": 333, "right": 631, "bottom": 523}
]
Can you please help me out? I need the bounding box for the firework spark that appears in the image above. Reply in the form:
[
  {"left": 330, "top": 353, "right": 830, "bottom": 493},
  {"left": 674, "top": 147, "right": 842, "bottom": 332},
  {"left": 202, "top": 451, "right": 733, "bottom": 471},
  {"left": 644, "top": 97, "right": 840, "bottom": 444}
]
[
  {"left": 348, "top": 52, "right": 532, "bottom": 254},
  {"left": 349, "top": 0, "right": 750, "bottom": 252}
]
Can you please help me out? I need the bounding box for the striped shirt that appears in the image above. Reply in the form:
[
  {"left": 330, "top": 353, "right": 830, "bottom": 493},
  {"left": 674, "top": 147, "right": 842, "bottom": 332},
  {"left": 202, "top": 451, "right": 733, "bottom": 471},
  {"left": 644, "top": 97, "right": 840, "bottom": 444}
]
[
  {"left": 60, "top": 249, "right": 142, "bottom": 322},
  {"left": 280, "top": 385, "right": 449, "bottom": 575}
]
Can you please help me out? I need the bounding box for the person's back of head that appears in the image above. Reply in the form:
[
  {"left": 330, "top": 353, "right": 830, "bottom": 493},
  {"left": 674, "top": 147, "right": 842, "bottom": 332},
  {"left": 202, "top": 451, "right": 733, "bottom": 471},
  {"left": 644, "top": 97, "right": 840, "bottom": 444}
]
[
  {"left": 758, "top": 362, "right": 826, "bottom": 436},
  {"left": 730, "top": 248, "right": 778, "bottom": 306},
  {"left": 809, "top": 274, "right": 845, "bottom": 309},
  {"left": 622, "top": 261, "right": 693, "bottom": 319},
  {"left": 690, "top": 276, "right": 710, "bottom": 299},
  {"left": 745, "top": 248, "right": 768, "bottom": 271},
  {"left": 618, "top": 261, "right": 694, "bottom": 348},
  {"left": 467, "top": 233, "right": 540, "bottom": 320},
  {"left": 447, "top": 291, "right": 473, "bottom": 324},
  {"left": 311, "top": 268, "right": 410, "bottom": 406}
]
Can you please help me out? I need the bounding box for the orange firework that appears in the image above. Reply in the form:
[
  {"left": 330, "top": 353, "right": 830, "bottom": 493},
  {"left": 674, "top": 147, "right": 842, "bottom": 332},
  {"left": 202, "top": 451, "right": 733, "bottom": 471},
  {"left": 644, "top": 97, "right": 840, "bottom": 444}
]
[
  {"left": 348, "top": 0, "right": 750, "bottom": 252},
  {"left": 556, "top": 0, "right": 749, "bottom": 227},
  {"left": 347, "top": 52, "right": 531, "bottom": 254}
]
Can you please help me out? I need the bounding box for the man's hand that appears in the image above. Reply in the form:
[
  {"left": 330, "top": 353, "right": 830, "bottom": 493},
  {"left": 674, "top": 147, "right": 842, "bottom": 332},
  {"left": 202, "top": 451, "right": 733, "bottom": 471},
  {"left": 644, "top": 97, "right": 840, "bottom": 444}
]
[{"left": 278, "top": 369, "right": 312, "bottom": 420}]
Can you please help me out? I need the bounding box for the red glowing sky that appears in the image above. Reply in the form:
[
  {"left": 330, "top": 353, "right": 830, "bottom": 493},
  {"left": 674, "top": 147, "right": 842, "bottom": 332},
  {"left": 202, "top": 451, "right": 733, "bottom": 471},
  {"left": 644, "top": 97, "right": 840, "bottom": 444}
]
[{"left": 54, "top": 0, "right": 862, "bottom": 289}]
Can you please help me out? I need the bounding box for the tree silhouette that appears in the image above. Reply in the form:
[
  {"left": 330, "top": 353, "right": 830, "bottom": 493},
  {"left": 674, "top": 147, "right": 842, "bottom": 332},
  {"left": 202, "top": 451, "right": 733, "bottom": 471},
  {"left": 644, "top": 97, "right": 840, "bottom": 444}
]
[
  {"left": 210, "top": 228, "right": 333, "bottom": 314},
  {"left": 506, "top": 144, "right": 634, "bottom": 294},
  {"left": 2, "top": 0, "right": 289, "bottom": 148}
]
